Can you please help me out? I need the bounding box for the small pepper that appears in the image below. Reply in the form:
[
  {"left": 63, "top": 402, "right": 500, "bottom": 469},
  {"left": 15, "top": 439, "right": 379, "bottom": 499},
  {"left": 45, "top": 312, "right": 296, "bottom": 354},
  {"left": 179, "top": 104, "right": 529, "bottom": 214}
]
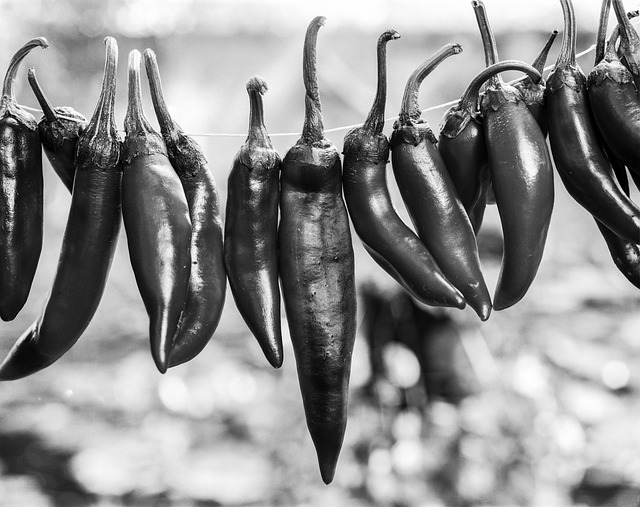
[
  {"left": 390, "top": 43, "right": 492, "bottom": 321},
  {"left": 278, "top": 16, "right": 357, "bottom": 484},
  {"left": 27, "top": 67, "right": 87, "bottom": 192},
  {"left": 122, "top": 49, "right": 192, "bottom": 373},
  {"left": 546, "top": 0, "right": 640, "bottom": 244},
  {"left": 224, "top": 76, "right": 283, "bottom": 368},
  {"left": 0, "top": 37, "right": 48, "bottom": 321},
  {"left": 144, "top": 48, "right": 226, "bottom": 369},
  {"left": 343, "top": 30, "right": 465, "bottom": 309},
  {"left": 0, "top": 37, "right": 122, "bottom": 380}
]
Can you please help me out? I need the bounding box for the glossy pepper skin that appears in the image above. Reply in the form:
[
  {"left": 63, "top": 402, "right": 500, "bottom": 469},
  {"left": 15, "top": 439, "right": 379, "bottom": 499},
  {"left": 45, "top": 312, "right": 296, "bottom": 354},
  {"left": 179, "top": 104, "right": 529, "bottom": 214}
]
[
  {"left": 224, "top": 76, "right": 283, "bottom": 368},
  {"left": 0, "top": 37, "right": 122, "bottom": 381},
  {"left": 546, "top": 0, "right": 640, "bottom": 244},
  {"left": 390, "top": 43, "right": 492, "bottom": 321},
  {"left": 27, "top": 67, "right": 87, "bottom": 192},
  {"left": 144, "top": 48, "right": 226, "bottom": 369},
  {"left": 343, "top": 31, "right": 465, "bottom": 309},
  {"left": 588, "top": 2, "right": 640, "bottom": 174},
  {"left": 122, "top": 49, "right": 192, "bottom": 373},
  {"left": 0, "top": 38, "right": 48, "bottom": 321},
  {"left": 278, "top": 16, "right": 357, "bottom": 484},
  {"left": 480, "top": 65, "right": 553, "bottom": 310}
]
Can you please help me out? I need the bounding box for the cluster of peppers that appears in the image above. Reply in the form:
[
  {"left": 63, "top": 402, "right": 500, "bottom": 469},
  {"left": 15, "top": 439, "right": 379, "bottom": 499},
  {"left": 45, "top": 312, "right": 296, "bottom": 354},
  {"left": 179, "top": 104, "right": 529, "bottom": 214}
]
[{"left": 0, "top": 0, "right": 639, "bottom": 484}]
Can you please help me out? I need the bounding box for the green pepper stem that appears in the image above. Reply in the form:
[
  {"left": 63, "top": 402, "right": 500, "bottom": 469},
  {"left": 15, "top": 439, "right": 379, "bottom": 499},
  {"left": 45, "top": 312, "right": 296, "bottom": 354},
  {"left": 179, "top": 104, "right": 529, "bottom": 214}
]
[
  {"left": 124, "top": 49, "right": 154, "bottom": 135},
  {"left": 362, "top": 29, "right": 400, "bottom": 135},
  {"left": 472, "top": 0, "right": 501, "bottom": 86},
  {"left": 595, "top": 0, "right": 612, "bottom": 64},
  {"left": 246, "top": 75, "right": 270, "bottom": 145},
  {"left": 458, "top": 60, "right": 542, "bottom": 116},
  {"left": 532, "top": 30, "right": 558, "bottom": 72},
  {"left": 398, "top": 43, "right": 462, "bottom": 124},
  {"left": 27, "top": 67, "right": 58, "bottom": 122},
  {"left": 557, "top": 0, "right": 577, "bottom": 68},
  {"left": 1, "top": 37, "right": 48, "bottom": 102},
  {"left": 300, "top": 15, "right": 326, "bottom": 145}
]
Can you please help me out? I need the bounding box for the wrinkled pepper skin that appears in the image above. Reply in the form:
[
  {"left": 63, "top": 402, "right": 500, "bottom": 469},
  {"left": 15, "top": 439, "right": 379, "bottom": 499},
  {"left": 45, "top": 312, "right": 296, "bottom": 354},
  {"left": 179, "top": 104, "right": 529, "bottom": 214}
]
[
  {"left": 546, "top": 0, "right": 640, "bottom": 244},
  {"left": 481, "top": 71, "right": 554, "bottom": 310},
  {"left": 0, "top": 37, "right": 122, "bottom": 380},
  {"left": 390, "top": 43, "right": 492, "bottom": 321},
  {"left": 0, "top": 38, "right": 48, "bottom": 321},
  {"left": 279, "top": 16, "right": 357, "bottom": 485},
  {"left": 27, "top": 67, "right": 87, "bottom": 192},
  {"left": 144, "top": 48, "right": 226, "bottom": 369},
  {"left": 343, "top": 30, "right": 465, "bottom": 309},
  {"left": 225, "top": 76, "right": 283, "bottom": 368},
  {"left": 122, "top": 49, "right": 191, "bottom": 373}
]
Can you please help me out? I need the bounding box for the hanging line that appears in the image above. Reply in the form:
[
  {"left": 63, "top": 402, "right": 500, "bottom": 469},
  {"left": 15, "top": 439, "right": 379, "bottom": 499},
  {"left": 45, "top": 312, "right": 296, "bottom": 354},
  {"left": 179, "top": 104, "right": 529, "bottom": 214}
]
[{"left": 21, "top": 43, "right": 596, "bottom": 139}]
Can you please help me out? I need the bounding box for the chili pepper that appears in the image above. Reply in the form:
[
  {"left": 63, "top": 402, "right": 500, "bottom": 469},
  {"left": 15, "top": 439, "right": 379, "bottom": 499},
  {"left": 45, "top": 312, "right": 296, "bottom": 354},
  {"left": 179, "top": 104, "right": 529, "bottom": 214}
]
[
  {"left": 223, "top": 76, "right": 282, "bottom": 368},
  {"left": 611, "top": 0, "right": 640, "bottom": 92},
  {"left": 588, "top": 4, "right": 640, "bottom": 175},
  {"left": 480, "top": 63, "right": 554, "bottom": 310},
  {"left": 0, "top": 37, "right": 121, "bottom": 380},
  {"left": 27, "top": 67, "right": 87, "bottom": 192},
  {"left": 546, "top": 0, "right": 640, "bottom": 244},
  {"left": 0, "top": 37, "right": 48, "bottom": 322},
  {"left": 390, "top": 43, "right": 492, "bottom": 321},
  {"left": 278, "top": 16, "right": 357, "bottom": 484},
  {"left": 121, "top": 49, "right": 191, "bottom": 373},
  {"left": 143, "top": 48, "right": 226, "bottom": 369},
  {"left": 343, "top": 30, "right": 465, "bottom": 309}
]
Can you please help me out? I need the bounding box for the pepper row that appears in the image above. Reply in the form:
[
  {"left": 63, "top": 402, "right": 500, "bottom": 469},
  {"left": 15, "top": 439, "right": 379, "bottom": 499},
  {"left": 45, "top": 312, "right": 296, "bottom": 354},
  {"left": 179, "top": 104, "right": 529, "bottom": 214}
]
[{"left": 1, "top": 0, "right": 639, "bottom": 484}]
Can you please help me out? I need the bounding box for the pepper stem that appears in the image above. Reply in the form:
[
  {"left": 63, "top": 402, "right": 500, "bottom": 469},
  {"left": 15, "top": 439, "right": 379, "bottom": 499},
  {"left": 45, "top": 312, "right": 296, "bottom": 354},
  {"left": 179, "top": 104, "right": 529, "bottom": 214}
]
[
  {"left": 611, "top": 0, "right": 640, "bottom": 74},
  {"left": 143, "top": 48, "right": 181, "bottom": 142},
  {"left": 398, "top": 43, "right": 462, "bottom": 124},
  {"left": 458, "top": 60, "right": 542, "bottom": 116},
  {"left": 300, "top": 16, "right": 326, "bottom": 145},
  {"left": 1, "top": 38, "right": 48, "bottom": 103},
  {"left": 472, "top": 0, "right": 501, "bottom": 86},
  {"left": 362, "top": 30, "right": 400, "bottom": 135},
  {"left": 532, "top": 30, "right": 559, "bottom": 72},
  {"left": 27, "top": 67, "right": 58, "bottom": 122},
  {"left": 246, "top": 76, "right": 269, "bottom": 144},
  {"left": 85, "top": 37, "right": 118, "bottom": 138},
  {"left": 556, "top": 0, "right": 577, "bottom": 68},
  {"left": 124, "top": 49, "right": 154, "bottom": 135},
  {"left": 606, "top": 25, "right": 622, "bottom": 60},
  {"left": 595, "top": 0, "right": 612, "bottom": 64}
]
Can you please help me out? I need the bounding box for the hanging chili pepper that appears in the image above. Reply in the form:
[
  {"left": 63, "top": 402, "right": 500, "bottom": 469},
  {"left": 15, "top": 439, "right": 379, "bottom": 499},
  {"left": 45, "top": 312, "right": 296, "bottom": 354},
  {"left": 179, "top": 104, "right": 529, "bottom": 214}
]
[
  {"left": 27, "top": 67, "right": 87, "bottom": 192},
  {"left": 611, "top": 0, "right": 640, "bottom": 92},
  {"left": 122, "top": 49, "right": 192, "bottom": 373},
  {"left": 546, "top": 0, "right": 640, "bottom": 244},
  {"left": 390, "top": 43, "right": 492, "bottom": 321},
  {"left": 0, "top": 37, "right": 122, "bottom": 380},
  {"left": 278, "top": 16, "right": 357, "bottom": 484},
  {"left": 588, "top": 4, "right": 640, "bottom": 175},
  {"left": 0, "top": 37, "right": 48, "bottom": 322},
  {"left": 480, "top": 65, "right": 554, "bottom": 310},
  {"left": 224, "top": 76, "right": 283, "bottom": 368},
  {"left": 143, "top": 48, "right": 226, "bottom": 369},
  {"left": 343, "top": 30, "right": 465, "bottom": 309}
]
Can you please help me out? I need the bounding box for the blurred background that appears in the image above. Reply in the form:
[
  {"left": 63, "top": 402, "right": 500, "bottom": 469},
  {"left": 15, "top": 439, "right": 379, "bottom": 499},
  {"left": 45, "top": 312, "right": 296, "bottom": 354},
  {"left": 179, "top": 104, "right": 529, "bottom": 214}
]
[{"left": 2, "top": 0, "right": 640, "bottom": 505}]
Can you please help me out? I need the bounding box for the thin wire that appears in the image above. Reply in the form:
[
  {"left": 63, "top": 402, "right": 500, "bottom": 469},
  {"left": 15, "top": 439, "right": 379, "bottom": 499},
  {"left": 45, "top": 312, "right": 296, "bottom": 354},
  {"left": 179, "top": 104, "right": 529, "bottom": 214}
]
[{"left": 20, "top": 43, "right": 596, "bottom": 139}]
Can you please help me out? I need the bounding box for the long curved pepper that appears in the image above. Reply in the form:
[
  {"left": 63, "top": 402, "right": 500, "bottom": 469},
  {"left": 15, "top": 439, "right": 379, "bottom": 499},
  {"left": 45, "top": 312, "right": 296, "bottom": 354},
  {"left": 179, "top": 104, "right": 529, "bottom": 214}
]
[
  {"left": 122, "top": 49, "right": 192, "bottom": 374},
  {"left": 0, "top": 37, "right": 48, "bottom": 321},
  {"left": 278, "top": 16, "right": 357, "bottom": 484},
  {"left": 343, "top": 31, "right": 465, "bottom": 309},
  {"left": 224, "top": 76, "right": 283, "bottom": 368},
  {"left": 588, "top": 15, "right": 640, "bottom": 174},
  {"left": 390, "top": 43, "right": 492, "bottom": 321},
  {"left": 0, "top": 37, "right": 122, "bottom": 381},
  {"left": 143, "top": 48, "right": 226, "bottom": 369},
  {"left": 545, "top": 0, "right": 640, "bottom": 244},
  {"left": 480, "top": 61, "right": 554, "bottom": 310},
  {"left": 27, "top": 67, "right": 87, "bottom": 192},
  {"left": 611, "top": 0, "right": 640, "bottom": 92}
]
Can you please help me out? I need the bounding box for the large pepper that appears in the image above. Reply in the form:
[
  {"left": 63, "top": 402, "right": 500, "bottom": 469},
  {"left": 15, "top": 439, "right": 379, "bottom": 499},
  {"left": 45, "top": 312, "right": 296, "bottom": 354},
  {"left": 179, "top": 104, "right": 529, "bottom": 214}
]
[
  {"left": 0, "top": 37, "right": 122, "bottom": 380},
  {"left": 390, "top": 43, "right": 492, "bottom": 321},
  {"left": 122, "top": 49, "right": 192, "bottom": 373},
  {"left": 224, "top": 76, "right": 283, "bottom": 368},
  {"left": 0, "top": 38, "right": 48, "bottom": 321},
  {"left": 343, "top": 30, "right": 465, "bottom": 309},
  {"left": 278, "top": 16, "right": 357, "bottom": 484},
  {"left": 144, "top": 48, "right": 226, "bottom": 369}
]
